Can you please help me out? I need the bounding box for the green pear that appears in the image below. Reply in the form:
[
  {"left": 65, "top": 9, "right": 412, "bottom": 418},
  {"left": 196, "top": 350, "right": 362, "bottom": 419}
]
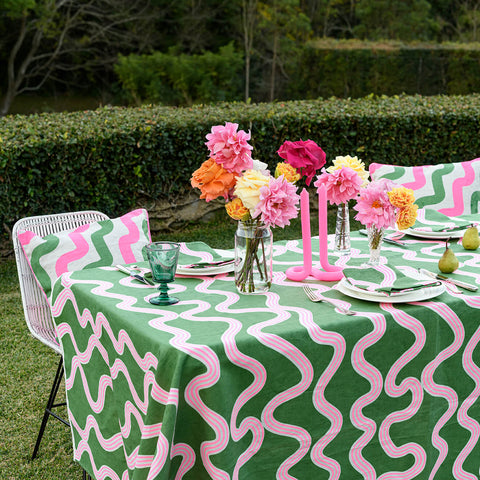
[
  {"left": 462, "top": 225, "right": 480, "bottom": 250},
  {"left": 438, "top": 238, "right": 459, "bottom": 273}
]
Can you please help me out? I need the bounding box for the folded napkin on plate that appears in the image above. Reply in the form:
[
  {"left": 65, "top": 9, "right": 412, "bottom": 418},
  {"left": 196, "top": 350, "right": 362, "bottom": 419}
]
[
  {"left": 343, "top": 265, "right": 442, "bottom": 296},
  {"left": 177, "top": 241, "right": 232, "bottom": 268},
  {"left": 412, "top": 209, "right": 476, "bottom": 232}
]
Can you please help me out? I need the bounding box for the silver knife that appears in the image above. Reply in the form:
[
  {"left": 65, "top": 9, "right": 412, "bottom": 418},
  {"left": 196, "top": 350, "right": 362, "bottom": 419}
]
[
  {"left": 180, "top": 258, "right": 235, "bottom": 269},
  {"left": 418, "top": 268, "right": 478, "bottom": 292},
  {"left": 115, "top": 264, "right": 154, "bottom": 285}
]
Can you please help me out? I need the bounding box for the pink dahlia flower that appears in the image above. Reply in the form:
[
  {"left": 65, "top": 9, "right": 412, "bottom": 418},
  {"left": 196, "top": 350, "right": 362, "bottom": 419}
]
[
  {"left": 314, "top": 167, "right": 362, "bottom": 205},
  {"left": 277, "top": 139, "right": 326, "bottom": 186},
  {"left": 353, "top": 180, "right": 397, "bottom": 229},
  {"left": 254, "top": 176, "right": 300, "bottom": 228},
  {"left": 205, "top": 122, "right": 253, "bottom": 174}
]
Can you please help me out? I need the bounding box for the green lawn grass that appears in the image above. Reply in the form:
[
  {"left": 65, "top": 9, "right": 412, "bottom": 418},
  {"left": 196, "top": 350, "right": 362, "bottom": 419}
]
[{"left": 0, "top": 210, "right": 358, "bottom": 478}]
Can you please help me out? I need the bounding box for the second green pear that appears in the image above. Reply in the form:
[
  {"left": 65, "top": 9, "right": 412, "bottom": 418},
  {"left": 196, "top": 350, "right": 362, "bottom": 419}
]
[{"left": 462, "top": 226, "right": 480, "bottom": 250}]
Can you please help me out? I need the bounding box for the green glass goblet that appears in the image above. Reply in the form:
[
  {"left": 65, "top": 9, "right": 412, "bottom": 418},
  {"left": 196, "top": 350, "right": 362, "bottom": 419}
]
[{"left": 145, "top": 241, "right": 180, "bottom": 305}]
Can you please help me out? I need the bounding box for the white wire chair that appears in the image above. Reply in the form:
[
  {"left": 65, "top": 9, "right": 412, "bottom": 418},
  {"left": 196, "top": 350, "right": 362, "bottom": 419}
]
[{"left": 12, "top": 210, "right": 109, "bottom": 476}]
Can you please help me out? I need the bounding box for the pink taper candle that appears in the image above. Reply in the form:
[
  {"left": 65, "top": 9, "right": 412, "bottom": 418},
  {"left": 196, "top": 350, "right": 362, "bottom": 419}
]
[
  {"left": 310, "top": 184, "right": 343, "bottom": 280},
  {"left": 300, "top": 189, "right": 312, "bottom": 268},
  {"left": 285, "top": 188, "right": 312, "bottom": 281}
]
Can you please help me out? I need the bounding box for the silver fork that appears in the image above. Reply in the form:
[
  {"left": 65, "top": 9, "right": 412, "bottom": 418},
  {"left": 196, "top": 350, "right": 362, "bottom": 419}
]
[{"left": 303, "top": 285, "right": 356, "bottom": 315}]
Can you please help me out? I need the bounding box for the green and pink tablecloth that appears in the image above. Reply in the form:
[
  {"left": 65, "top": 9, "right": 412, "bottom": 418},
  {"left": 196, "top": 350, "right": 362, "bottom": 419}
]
[{"left": 51, "top": 232, "right": 480, "bottom": 479}]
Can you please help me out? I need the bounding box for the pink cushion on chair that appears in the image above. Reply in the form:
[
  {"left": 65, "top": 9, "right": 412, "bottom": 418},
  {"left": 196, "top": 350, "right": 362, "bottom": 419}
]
[
  {"left": 18, "top": 208, "right": 151, "bottom": 303},
  {"left": 369, "top": 158, "right": 480, "bottom": 216}
]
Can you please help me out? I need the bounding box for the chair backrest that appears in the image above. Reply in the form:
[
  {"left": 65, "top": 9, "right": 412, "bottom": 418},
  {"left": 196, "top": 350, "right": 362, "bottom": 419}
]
[
  {"left": 369, "top": 158, "right": 480, "bottom": 216},
  {"left": 12, "top": 211, "right": 109, "bottom": 354}
]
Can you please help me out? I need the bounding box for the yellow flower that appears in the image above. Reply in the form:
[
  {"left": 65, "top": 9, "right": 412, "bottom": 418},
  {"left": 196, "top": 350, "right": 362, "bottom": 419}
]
[
  {"left": 326, "top": 155, "right": 369, "bottom": 185},
  {"left": 388, "top": 187, "right": 415, "bottom": 208},
  {"left": 234, "top": 169, "right": 270, "bottom": 213},
  {"left": 397, "top": 204, "right": 418, "bottom": 230},
  {"left": 226, "top": 198, "right": 250, "bottom": 221},
  {"left": 274, "top": 162, "right": 301, "bottom": 183}
]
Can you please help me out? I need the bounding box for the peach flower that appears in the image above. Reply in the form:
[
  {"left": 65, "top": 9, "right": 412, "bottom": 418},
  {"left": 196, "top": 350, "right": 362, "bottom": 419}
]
[
  {"left": 226, "top": 198, "right": 250, "bottom": 220},
  {"left": 388, "top": 187, "right": 415, "bottom": 208},
  {"left": 275, "top": 162, "right": 301, "bottom": 183},
  {"left": 396, "top": 203, "right": 418, "bottom": 230},
  {"left": 191, "top": 158, "right": 237, "bottom": 202}
]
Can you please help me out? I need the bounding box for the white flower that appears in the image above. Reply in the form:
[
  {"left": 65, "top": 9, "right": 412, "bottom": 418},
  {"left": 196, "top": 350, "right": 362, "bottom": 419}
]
[{"left": 251, "top": 159, "right": 269, "bottom": 174}]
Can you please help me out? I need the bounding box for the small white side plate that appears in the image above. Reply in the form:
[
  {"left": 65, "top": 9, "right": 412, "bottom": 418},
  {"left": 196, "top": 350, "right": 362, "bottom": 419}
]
[{"left": 403, "top": 228, "right": 466, "bottom": 239}]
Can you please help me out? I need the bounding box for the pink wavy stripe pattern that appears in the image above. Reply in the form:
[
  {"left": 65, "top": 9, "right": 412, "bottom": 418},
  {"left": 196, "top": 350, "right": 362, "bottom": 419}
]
[
  {"left": 217, "top": 287, "right": 314, "bottom": 479},
  {"left": 350, "top": 312, "right": 387, "bottom": 480},
  {"left": 17, "top": 229, "right": 35, "bottom": 245},
  {"left": 199, "top": 278, "right": 323, "bottom": 478},
  {"left": 56, "top": 224, "right": 91, "bottom": 276},
  {"left": 195, "top": 279, "right": 266, "bottom": 480},
  {"left": 418, "top": 301, "right": 464, "bottom": 480},
  {"left": 253, "top": 293, "right": 313, "bottom": 480},
  {"left": 68, "top": 410, "right": 123, "bottom": 479},
  {"left": 53, "top": 279, "right": 184, "bottom": 477},
  {"left": 441, "top": 162, "right": 475, "bottom": 217},
  {"left": 70, "top": 405, "right": 169, "bottom": 477},
  {"left": 170, "top": 443, "right": 196, "bottom": 480},
  {"left": 179, "top": 243, "right": 216, "bottom": 262},
  {"left": 453, "top": 325, "right": 480, "bottom": 480},
  {"left": 399, "top": 166, "right": 427, "bottom": 192},
  {"left": 71, "top": 413, "right": 124, "bottom": 453},
  {"left": 378, "top": 305, "right": 427, "bottom": 480},
  {"left": 146, "top": 434, "right": 171, "bottom": 480},
  {"left": 149, "top": 301, "right": 230, "bottom": 480},
  {"left": 119, "top": 211, "right": 142, "bottom": 264},
  {"left": 53, "top": 288, "right": 172, "bottom": 415},
  {"left": 295, "top": 304, "right": 345, "bottom": 479}
]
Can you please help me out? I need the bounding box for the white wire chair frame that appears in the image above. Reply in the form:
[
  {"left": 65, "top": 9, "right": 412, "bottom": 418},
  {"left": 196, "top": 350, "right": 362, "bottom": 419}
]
[{"left": 12, "top": 210, "right": 109, "bottom": 474}]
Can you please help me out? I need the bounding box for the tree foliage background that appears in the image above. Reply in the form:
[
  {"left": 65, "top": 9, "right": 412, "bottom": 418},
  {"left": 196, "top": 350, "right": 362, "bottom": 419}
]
[{"left": 1, "top": 0, "right": 480, "bottom": 115}]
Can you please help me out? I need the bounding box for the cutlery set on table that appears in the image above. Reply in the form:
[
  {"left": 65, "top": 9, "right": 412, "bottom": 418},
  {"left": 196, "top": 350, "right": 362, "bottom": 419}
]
[{"left": 115, "top": 259, "right": 236, "bottom": 285}]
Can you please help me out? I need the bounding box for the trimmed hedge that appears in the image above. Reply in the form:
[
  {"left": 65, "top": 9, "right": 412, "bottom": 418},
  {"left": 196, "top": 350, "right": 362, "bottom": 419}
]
[{"left": 1, "top": 94, "right": 480, "bottom": 239}]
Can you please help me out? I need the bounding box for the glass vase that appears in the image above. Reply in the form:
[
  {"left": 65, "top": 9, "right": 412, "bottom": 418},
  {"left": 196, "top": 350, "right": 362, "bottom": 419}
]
[
  {"left": 334, "top": 202, "right": 351, "bottom": 255},
  {"left": 235, "top": 220, "right": 273, "bottom": 294},
  {"left": 367, "top": 224, "right": 385, "bottom": 266}
]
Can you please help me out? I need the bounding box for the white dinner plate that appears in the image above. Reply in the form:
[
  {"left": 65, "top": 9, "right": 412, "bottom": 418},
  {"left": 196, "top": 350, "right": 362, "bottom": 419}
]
[
  {"left": 403, "top": 227, "right": 466, "bottom": 239},
  {"left": 176, "top": 263, "right": 235, "bottom": 276},
  {"left": 336, "top": 277, "right": 446, "bottom": 303}
]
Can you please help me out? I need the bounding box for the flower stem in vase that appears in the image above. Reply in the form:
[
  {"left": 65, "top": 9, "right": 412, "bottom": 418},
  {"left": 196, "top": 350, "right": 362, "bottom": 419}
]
[
  {"left": 334, "top": 202, "right": 351, "bottom": 255},
  {"left": 366, "top": 224, "right": 385, "bottom": 266},
  {"left": 235, "top": 220, "right": 272, "bottom": 294}
]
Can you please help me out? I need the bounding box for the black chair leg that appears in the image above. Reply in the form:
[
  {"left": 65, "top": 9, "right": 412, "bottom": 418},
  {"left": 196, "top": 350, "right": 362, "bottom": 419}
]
[
  {"left": 82, "top": 468, "right": 93, "bottom": 479},
  {"left": 31, "top": 355, "right": 69, "bottom": 460}
]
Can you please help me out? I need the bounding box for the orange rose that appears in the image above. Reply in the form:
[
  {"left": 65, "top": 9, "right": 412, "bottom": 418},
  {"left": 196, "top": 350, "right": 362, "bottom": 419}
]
[
  {"left": 274, "top": 162, "right": 301, "bottom": 183},
  {"left": 388, "top": 187, "right": 415, "bottom": 208},
  {"left": 191, "top": 158, "right": 237, "bottom": 202},
  {"left": 397, "top": 204, "right": 418, "bottom": 230},
  {"left": 225, "top": 198, "right": 250, "bottom": 220}
]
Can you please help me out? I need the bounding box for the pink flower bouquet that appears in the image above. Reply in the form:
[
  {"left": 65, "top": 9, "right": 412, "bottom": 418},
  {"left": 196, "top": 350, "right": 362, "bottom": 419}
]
[
  {"left": 191, "top": 124, "right": 325, "bottom": 293},
  {"left": 313, "top": 155, "right": 366, "bottom": 254},
  {"left": 314, "top": 167, "right": 363, "bottom": 205},
  {"left": 354, "top": 179, "right": 418, "bottom": 259}
]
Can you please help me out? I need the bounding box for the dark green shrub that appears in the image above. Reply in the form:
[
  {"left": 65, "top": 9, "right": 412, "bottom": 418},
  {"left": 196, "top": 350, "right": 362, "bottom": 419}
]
[
  {"left": 287, "top": 40, "right": 480, "bottom": 100},
  {"left": 115, "top": 43, "right": 244, "bottom": 106}
]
